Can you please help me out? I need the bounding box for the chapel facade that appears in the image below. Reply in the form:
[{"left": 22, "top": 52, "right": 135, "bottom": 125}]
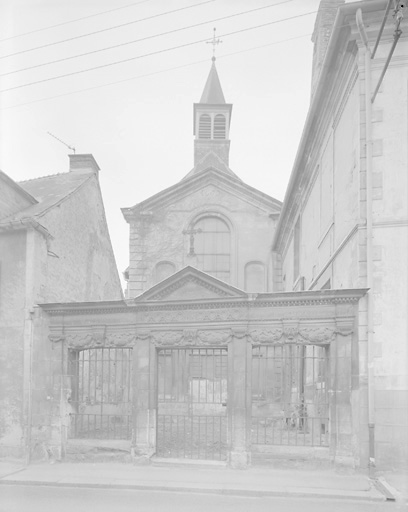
[{"left": 32, "top": 57, "right": 367, "bottom": 469}]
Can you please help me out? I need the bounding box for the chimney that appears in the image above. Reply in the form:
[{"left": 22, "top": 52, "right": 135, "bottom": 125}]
[
  {"left": 69, "top": 154, "right": 100, "bottom": 173},
  {"left": 311, "top": 0, "right": 345, "bottom": 99}
]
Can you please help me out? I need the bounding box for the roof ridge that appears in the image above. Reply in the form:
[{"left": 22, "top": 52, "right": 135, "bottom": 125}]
[{"left": 18, "top": 171, "right": 69, "bottom": 184}]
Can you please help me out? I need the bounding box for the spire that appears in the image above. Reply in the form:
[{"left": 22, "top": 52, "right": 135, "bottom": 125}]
[{"left": 200, "top": 59, "right": 226, "bottom": 104}]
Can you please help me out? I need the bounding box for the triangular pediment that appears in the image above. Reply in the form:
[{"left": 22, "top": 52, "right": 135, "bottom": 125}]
[
  {"left": 122, "top": 168, "right": 282, "bottom": 222},
  {"left": 134, "top": 266, "right": 247, "bottom": 302}
]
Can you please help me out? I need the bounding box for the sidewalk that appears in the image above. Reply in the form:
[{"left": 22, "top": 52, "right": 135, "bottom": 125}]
[{"left": 0, "top": 459, "right": 388, "bottom": 502}]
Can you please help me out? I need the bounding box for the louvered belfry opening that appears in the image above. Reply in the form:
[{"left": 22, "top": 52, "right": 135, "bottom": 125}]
[
  {"left": 198, "top": 114, "right": 211, "bottom": 139},
  {"left": 213, "top": 114, "right": 226, "bottom": 139}
]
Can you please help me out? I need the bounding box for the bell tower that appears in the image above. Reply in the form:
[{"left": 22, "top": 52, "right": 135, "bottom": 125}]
[{"left": 193, "top": 56, "right": 232, "bottom": 166}]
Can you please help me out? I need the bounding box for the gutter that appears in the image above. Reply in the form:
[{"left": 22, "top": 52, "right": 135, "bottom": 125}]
[
  {"left": 272, "top": 0, "right": 387, "bottom": 252},
  {"left": 356, "top": 7, "right": 376, "bottom": 474},
  {"left": 0, "top": 217, "right": 53, "bottom": 239}
]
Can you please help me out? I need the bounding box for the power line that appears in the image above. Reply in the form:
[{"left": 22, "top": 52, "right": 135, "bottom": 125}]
[
  {"left": 0, "top": 0, "right": 216, "bottom": 59},
  {"left": 1, "top": 0, "right": 296, "bottom": 77},
  {"left": 1, "top": 33, "right": 311, "bottom": 110},
  {"left": 0, "top": 11, "right": 316, "bottom": 93},
  {"left": 0, "top": 0, "right": 154, "bottom": 42}
]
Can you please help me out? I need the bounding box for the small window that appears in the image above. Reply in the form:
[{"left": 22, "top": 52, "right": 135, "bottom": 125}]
[
  {"left": 154, "top": 261, "right": 176, "bottom": 284},
  {"left": 199, "top": 114, "right": 211, "bottom": 139},
  {"left": 213, "top": 114, "right": 226, "bottom": 139},
  {"left": 245, "top": 262, "right": 265, "bottom": 292}
]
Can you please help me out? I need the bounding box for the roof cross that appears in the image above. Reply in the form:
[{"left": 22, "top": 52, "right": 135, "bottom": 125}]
[{"left": 206, "top": 27, "right": 222, "bottom": 61}]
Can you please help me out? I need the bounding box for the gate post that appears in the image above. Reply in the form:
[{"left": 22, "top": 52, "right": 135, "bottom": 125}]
[
  {"left": 132, "top": 330, "right": 156, "bottom": 462},
  {"left": 330, "top": 315, "right": 355, "bottom": 466},
  {"left": 229, "top": 327, "right": 251, "bottom": 468}
]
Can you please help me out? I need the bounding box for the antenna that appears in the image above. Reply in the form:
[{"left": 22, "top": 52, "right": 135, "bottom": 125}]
[{"left": 47, "top": 131, "right": 76, "bottom": 153}]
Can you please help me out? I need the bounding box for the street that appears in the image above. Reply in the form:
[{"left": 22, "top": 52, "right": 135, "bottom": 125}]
[{"left": 0, "top": 485, "right": 404, "bottom": 512}]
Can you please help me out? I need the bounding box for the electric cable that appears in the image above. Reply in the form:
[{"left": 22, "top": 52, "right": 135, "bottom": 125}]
[
  {"left": 0, "top": 0, "right": 154, "bottom": 42},
  {"left": 0, "top": 10, "right": 316, "bottom": 93},
  {"left": 0, "top": 33, "right": 311, "bottom": 110},
  {"left": 1, "top": 0, "right": 297, "bottom": 77},
  {"left": 0, "top": 0, "right": 217, "bottom": 59}
]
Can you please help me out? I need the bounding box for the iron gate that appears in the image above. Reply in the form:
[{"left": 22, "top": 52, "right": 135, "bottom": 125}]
[
  {"left": 251, "top": 344, "right": 329, "bottom": 447},
  {"left": 68, "top": 348, "right": 133, "bottom": 439},
  {"left": 157, "top": 348, "right": 228, "bottom": 460}
]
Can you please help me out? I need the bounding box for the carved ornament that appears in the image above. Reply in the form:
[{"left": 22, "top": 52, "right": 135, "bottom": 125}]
[
  {"left": 283, "top": 323, "right": 299, "bottom": 343},
  {"left": 249, "top": 329, "right": 283, "bottom": 344},
  {"left": 48, "top": 333, "right": 65, "bottom": 343},
  {"left": 152, "top": 331, "right": 184, "bottom": 346},
  {"left": 298, "top": 326, "right": 335, "bottom": 344},
  {"left": 105, "top": 332, "right": 136, "bottom": 346},
  {"left": 152, "top": 329, "right": 231, "bottom": 346},
  {"left": 197, "top": 330, "right": 231, "bottom": 345},
  {"left": 231, "top": 327, "right": 248, "bottom": 339},
  {"left": 335, "top": 318, "right": 354, "bottom": 337}
]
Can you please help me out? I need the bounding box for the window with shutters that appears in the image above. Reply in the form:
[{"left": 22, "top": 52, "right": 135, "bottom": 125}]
[
  {"left": 213, "top": 114, "right": 226, "bottom": 139},
  {"left": 198, "top": 114, "right": 211, "bottom": 139}
]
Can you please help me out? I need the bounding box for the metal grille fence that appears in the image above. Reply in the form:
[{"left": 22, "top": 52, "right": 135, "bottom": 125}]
[
  {"left": 157, "top": 348, "right": 228, "bottom": 460},
  {"left": 251, "top": 344, "right": 329, "bottom": 447},
  {"left": 68, "top": 348, "right": 133, "bottom": 440}
]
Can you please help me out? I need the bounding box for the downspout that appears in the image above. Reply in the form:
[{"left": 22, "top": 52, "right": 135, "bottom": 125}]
[{"left": 356, "top": 8, "right": 375, "bottom": 474}]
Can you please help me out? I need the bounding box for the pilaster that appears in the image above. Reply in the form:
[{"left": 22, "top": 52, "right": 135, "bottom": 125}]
[
  {"left": 228, "top": 327, "right": 251, "bottom": 468},
  {"left": 132, "top": 330, "right": 156, "bottom": 462}
]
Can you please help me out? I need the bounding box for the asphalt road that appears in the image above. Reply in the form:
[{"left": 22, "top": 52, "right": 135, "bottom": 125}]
[{"left": 0, "top": 485, "right": 404, "bottom": 512}]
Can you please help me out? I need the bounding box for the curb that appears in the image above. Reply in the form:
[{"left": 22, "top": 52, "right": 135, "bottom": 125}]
[{"left": 0, "top": 479, "right": 386, "bottom": 502}]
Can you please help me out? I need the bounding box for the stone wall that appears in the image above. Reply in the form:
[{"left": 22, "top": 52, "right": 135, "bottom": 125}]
[
  {"left": 0, "top": 230, "right": 27, "bottom": 457},
  {"left": 40, "top": 174, "right": 123, "bottom": 303},
  {"left": 128, "top": 183, "right": 277, "bottom": 297}
]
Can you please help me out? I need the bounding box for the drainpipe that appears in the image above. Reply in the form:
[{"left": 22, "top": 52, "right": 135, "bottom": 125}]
[{"left": 356, "top": 8, "right": 375, "bottom": 474}]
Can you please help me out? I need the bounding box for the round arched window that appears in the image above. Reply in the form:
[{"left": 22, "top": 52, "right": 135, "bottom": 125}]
[{"left": 194, "top": 216, "right": 230, "bottom": 282}]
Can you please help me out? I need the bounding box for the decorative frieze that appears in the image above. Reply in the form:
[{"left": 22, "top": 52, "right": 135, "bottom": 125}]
[
  {"left": 298, "top": 326, "right": 336, "bottom": 344},
  {"left": 152, "top": 329, "right": 231, "bottom": 346},
  {"left": 248, "top": 323, "right": 337, "bottom": 345},
  {"left": 248, "top": 329, "right": 283, "bottom": 343}
]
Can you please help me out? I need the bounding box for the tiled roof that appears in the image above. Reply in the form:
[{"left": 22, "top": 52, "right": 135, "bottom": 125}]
[{"left": 0, "top": 171, "right": 92, "bottom": 224}]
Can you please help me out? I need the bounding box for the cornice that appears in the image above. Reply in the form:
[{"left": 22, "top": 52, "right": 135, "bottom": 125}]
[{"left": 41, "top": 289, "right": 367, "bottom": 316}]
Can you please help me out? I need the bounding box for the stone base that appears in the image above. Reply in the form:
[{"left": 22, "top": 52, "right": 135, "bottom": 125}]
[
  {"left": 131, "top": 445, "right": 154, "bottom": 464},
  {"left": 229, "top": 450, "right": 250, "bottom": 469}
]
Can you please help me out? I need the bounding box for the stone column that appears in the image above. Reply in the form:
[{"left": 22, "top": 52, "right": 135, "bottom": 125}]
[
  {"left": 330, "top": 314, "right": 355, "bottom": 466},
  {"left": 132, "top": 330, "right": 156, "bottom": 462},
  {"left": 228, "top": 327, "right": 251, "bottom": 468}
]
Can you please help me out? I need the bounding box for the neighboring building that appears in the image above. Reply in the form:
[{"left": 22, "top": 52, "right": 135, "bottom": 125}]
[
  {"left": 273, "top": 0, "right": 408, "bottom": 469},
  {"left": 0, "top": 155, "right": 123, "bottom": 458},
  {"left": 122, "top": 59, "right": 282, "bottom": 297}
]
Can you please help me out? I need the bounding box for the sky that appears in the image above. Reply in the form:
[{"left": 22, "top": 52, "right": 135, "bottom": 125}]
[{"left": 0, "top": 0, "right": 333, "bottom": 288}]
